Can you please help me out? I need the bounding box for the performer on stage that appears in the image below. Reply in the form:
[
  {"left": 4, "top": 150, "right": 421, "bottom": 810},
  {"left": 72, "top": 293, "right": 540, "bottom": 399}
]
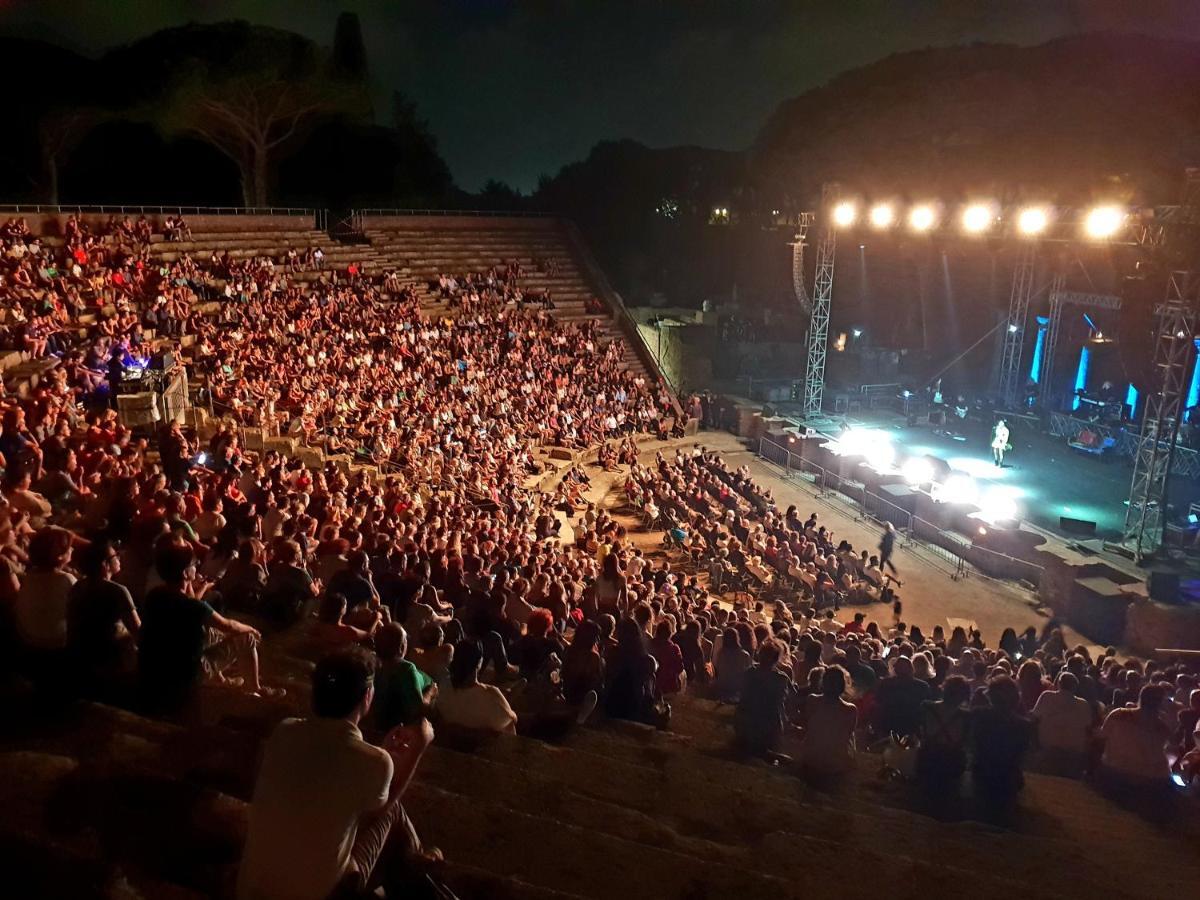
[{"left": 992, "top": 418, "right": 1010, "bottom": 467}]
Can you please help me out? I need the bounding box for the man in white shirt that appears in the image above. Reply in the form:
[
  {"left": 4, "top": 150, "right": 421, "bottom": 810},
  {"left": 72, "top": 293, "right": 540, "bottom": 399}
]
[
  {"left": 1031, "top": 672, "right": 1095, "bottom": 776},
  {"left": 817, "top": 610, "right": 843, "bottom": 634},
  {"left": 13, "top": 529, "right": 76, "bottom": 650},
  {"left": 238, "top": 648, "right": 437, "bottom": 900},
  {"left": 1100, "top": 683, "right": 1171, "bottom": 788}
]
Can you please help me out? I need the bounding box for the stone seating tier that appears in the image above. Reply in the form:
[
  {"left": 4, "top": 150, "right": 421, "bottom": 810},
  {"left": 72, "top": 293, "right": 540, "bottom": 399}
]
[{"left": 5, "top": 679, "right": 1198, "bottom": 900}]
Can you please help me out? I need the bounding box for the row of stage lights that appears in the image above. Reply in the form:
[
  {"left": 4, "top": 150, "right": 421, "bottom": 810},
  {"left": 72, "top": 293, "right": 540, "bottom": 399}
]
[
  {"left": 829, "top": 428, "right": 1021, "bottom": 525},
  {"left": 830, "top": 200, "right": 1127, "bottom": 240}
]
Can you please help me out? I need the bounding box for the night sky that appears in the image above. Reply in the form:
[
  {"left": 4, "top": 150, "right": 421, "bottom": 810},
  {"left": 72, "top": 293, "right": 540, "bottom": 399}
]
[{"left": 3, "top": 0, "right": 1199, "bottom": 192}]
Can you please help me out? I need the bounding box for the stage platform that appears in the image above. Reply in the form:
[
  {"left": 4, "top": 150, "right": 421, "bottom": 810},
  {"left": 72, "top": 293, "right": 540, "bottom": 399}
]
[
  {"left": 734, "top": 397, "right": 1200, "bottom": 650},
  {"left": 773, "top": 403, "right": 1200, "bottom": 544}
]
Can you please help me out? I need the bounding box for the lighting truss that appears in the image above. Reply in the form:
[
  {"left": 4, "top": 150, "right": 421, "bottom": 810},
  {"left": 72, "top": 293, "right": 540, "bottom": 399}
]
[
  {"left": 1124, "top": 270, "right": 1198, "bottom": 560},
  {"left": 1038, "top": 284, "right": 1121, "bottom": 408},
  {"left": 997, "top": 243, "right": 1037, "bottom": 407},
  {"left": 803, "top": 191, "right": 837, "bottom": 417}
]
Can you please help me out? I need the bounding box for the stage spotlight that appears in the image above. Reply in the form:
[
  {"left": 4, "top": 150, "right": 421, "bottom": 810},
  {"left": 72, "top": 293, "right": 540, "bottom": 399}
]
[
  {"left": 1017, "top": 206, "right": 1049, "bottom": 236},
  {"left": 902, "top": 457, "right": 935, "bottom": 486},
  {"left": 909, "top": 205, "right": 937, "bottom": 232},
  {"left": 836, "top": 427, "right": 892, "bottom": 463},
  {"left": 865, "top": 442, "right": 896, "bottom": 473},
  {"left": 980, "top": 487, "right": 1019, "bottom": 523},
  {"left": 832, "top": 201, "right": 857, "bottom": 228},
  {"left": 961, "top": 204, "right": 993, "bottom": 234},
  {"left": 869, "top": 203, "right": 895, "bottom": 229},
  {"left": 937, "top": 472, "right": 979, "bottom": 506},
  {"left": 1084, "top": 205, "right": 1125, "bottom": 240}
]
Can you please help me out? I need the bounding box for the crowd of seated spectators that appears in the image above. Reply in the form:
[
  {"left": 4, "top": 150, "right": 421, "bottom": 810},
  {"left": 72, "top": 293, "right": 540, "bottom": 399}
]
[
  {"left": 0, "top": 211, "right": 684, "bottom": 896},
  {"left": 0, "top": 212, "right": 671, "bottom": 705},
  {"left": 626, "top": 446, "right": 898, "bottom": 608},
  {"left": 2, "top": 210, "right": 1195, "bottom": 898}
]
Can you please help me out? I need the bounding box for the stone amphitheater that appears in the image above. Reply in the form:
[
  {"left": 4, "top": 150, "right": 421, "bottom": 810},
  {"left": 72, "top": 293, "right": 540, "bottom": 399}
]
[{"left": 1, "top": 211, "right": 1197, "bottom": 900}]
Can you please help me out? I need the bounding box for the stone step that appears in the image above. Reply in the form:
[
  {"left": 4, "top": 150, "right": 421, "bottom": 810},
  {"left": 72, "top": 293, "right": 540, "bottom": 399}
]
[
  {"left": 432, "top": 711, "right": 1197, "bottom": 897},
  {"left": 417, "top": 743, "right": 1043, "bottom": 898},
  {"left": 0, "top": 750, "right": 243, "bottom": 898},
  {"left": 406, "top": 782, "right": 795, "bottom": 900}
]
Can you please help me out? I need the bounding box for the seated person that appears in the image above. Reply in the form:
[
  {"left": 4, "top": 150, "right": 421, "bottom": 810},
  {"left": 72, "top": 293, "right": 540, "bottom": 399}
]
[
  {"left": 310, "top": 592, "right": 375, "bottom": 649},
  {"left": 407, "top": 623, "right": 455, "bottom": 681},
  {"left": 238, "top": 648, "right": 437, "bottom": 900},
  {"left": 369, "top": 623, "right": 435, "bottom": 735},
  {"left": 66, "top": 538, "right": 140, "bottom": 691},
  {"left": 436, "top": 640, "right": 517, "bottom": 735},
  {"left": 138, "top": 542, "right": 281, "bottom": 712}
]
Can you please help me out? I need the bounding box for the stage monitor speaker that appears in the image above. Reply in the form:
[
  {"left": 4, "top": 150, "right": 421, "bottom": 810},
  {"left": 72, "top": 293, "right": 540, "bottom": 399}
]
[
  {"left": 1147, "top": 571, "right": 1180, "bottom": 604},
  {"left": 1059, "top": 516, "right": 1097, "bottom": 536}
]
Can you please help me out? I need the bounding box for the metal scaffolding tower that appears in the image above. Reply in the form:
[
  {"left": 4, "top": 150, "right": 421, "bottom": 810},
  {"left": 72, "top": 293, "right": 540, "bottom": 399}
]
[
  {"left": 1121, "top": 169, "right": 1200, "bottom": 560},
  {"left": 803, "top": 194, "right": 837, "bottom": 417},
  {"left": 1039, "top": 282, "right": 1111, "bottom": 406},
  {"left": 1124, "top": 271, "right": 1197, "bottom": 560},
  {"left": 997, "top": 242, "right": 1037, "bottom": 407}
]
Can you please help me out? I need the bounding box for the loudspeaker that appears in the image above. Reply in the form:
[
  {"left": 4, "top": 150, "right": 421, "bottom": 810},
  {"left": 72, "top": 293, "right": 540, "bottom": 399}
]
[
  {"left": 1059, "top": 516, "right": 1097, "bottom": 536},
  {"left": 150, "top": 350, "right": 176, "bottom": 371},
  {"left": 1147, "top": 571, "right": 1180, "bottom": 604}
]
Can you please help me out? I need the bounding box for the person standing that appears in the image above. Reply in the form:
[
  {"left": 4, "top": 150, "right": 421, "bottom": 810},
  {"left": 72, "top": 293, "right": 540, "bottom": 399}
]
[
  {"left": 992, "top": 419, "right": 1010, "bottom": 467},
  {"left": 878, "top": 522, "right": 900, "bottom": 582}
]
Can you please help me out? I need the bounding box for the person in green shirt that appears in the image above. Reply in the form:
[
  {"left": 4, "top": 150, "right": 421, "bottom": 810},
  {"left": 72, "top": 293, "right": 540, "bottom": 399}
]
[{"left": 369, "top": 623, "right": 436, "bottom": 734}]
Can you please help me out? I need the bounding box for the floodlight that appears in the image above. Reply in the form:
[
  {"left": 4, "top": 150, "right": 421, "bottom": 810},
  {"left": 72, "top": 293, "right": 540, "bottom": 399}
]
[
  {"left": 1084, "top": 205, "right": 1125, "bottom": 240},
  {"left": 961, "top": 204, "right": 993, "bottom": 234},
  {"left": 908, "top": 205, "right": 936, "bottom": 232},
  {"left": 869, "top": 203, "right": 895, "bottom": 229},
  {"left": 980, "top": 487, "right": 1019, "bottom": 523},
  {"left": 832, "top": 202, "right": 857, "bottom": 228},
  {"left": 902, "top": 457, "right": 935, "bottom": 486},
  {"left": 864, "top": 441, "right": 895, "bottom": 472},
  {"left": 837, "top": 427, "right": 891, "bottom": 461},
  {"left": 1017, "top": 206, "right": 1049, "bottom": 236},
  {"left": 938, "top": 472, "right": 979, "bottom": 505}
]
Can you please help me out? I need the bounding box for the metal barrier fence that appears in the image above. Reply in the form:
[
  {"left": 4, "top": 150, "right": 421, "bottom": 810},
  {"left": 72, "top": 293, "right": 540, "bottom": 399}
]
[
  {"left": 756, "top": 435, "right": 1045, "bottom": 584},
  {"left": 352, "top": 208, "right": 552, "bottom": 218},
  {"left": 0, "top": 203, "right": 318, "bottom": 217}
]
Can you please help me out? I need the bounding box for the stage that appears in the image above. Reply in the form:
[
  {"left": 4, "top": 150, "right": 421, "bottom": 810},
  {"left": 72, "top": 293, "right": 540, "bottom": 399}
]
[
  {"left": 746, "top": 401, "right": 1200, "bottom": 649},
  {"left": 766, "top": 402, "right": 1200, "bottom": 543}
]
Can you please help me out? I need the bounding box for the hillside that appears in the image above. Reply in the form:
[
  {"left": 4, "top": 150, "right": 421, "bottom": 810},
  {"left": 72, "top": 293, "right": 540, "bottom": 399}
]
[{"left": 753, "top": 33, "right": 1200, "bottom": 206}]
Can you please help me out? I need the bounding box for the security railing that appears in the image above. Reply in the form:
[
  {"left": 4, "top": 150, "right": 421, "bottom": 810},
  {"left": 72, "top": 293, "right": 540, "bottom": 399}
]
[
  {"left": 0, "top": 203, "right": 318, "bottom": 217},
  {"left": 756, "top": 435, "right": 1045, "bottom": 584},
  {"left": 353, "top": 208, "right": 552, "bottom": 218}
]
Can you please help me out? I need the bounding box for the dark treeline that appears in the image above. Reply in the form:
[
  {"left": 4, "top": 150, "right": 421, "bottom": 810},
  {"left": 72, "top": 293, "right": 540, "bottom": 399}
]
[{"left": 4, "top": 24, "right": 1199, "bottom": 321}]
